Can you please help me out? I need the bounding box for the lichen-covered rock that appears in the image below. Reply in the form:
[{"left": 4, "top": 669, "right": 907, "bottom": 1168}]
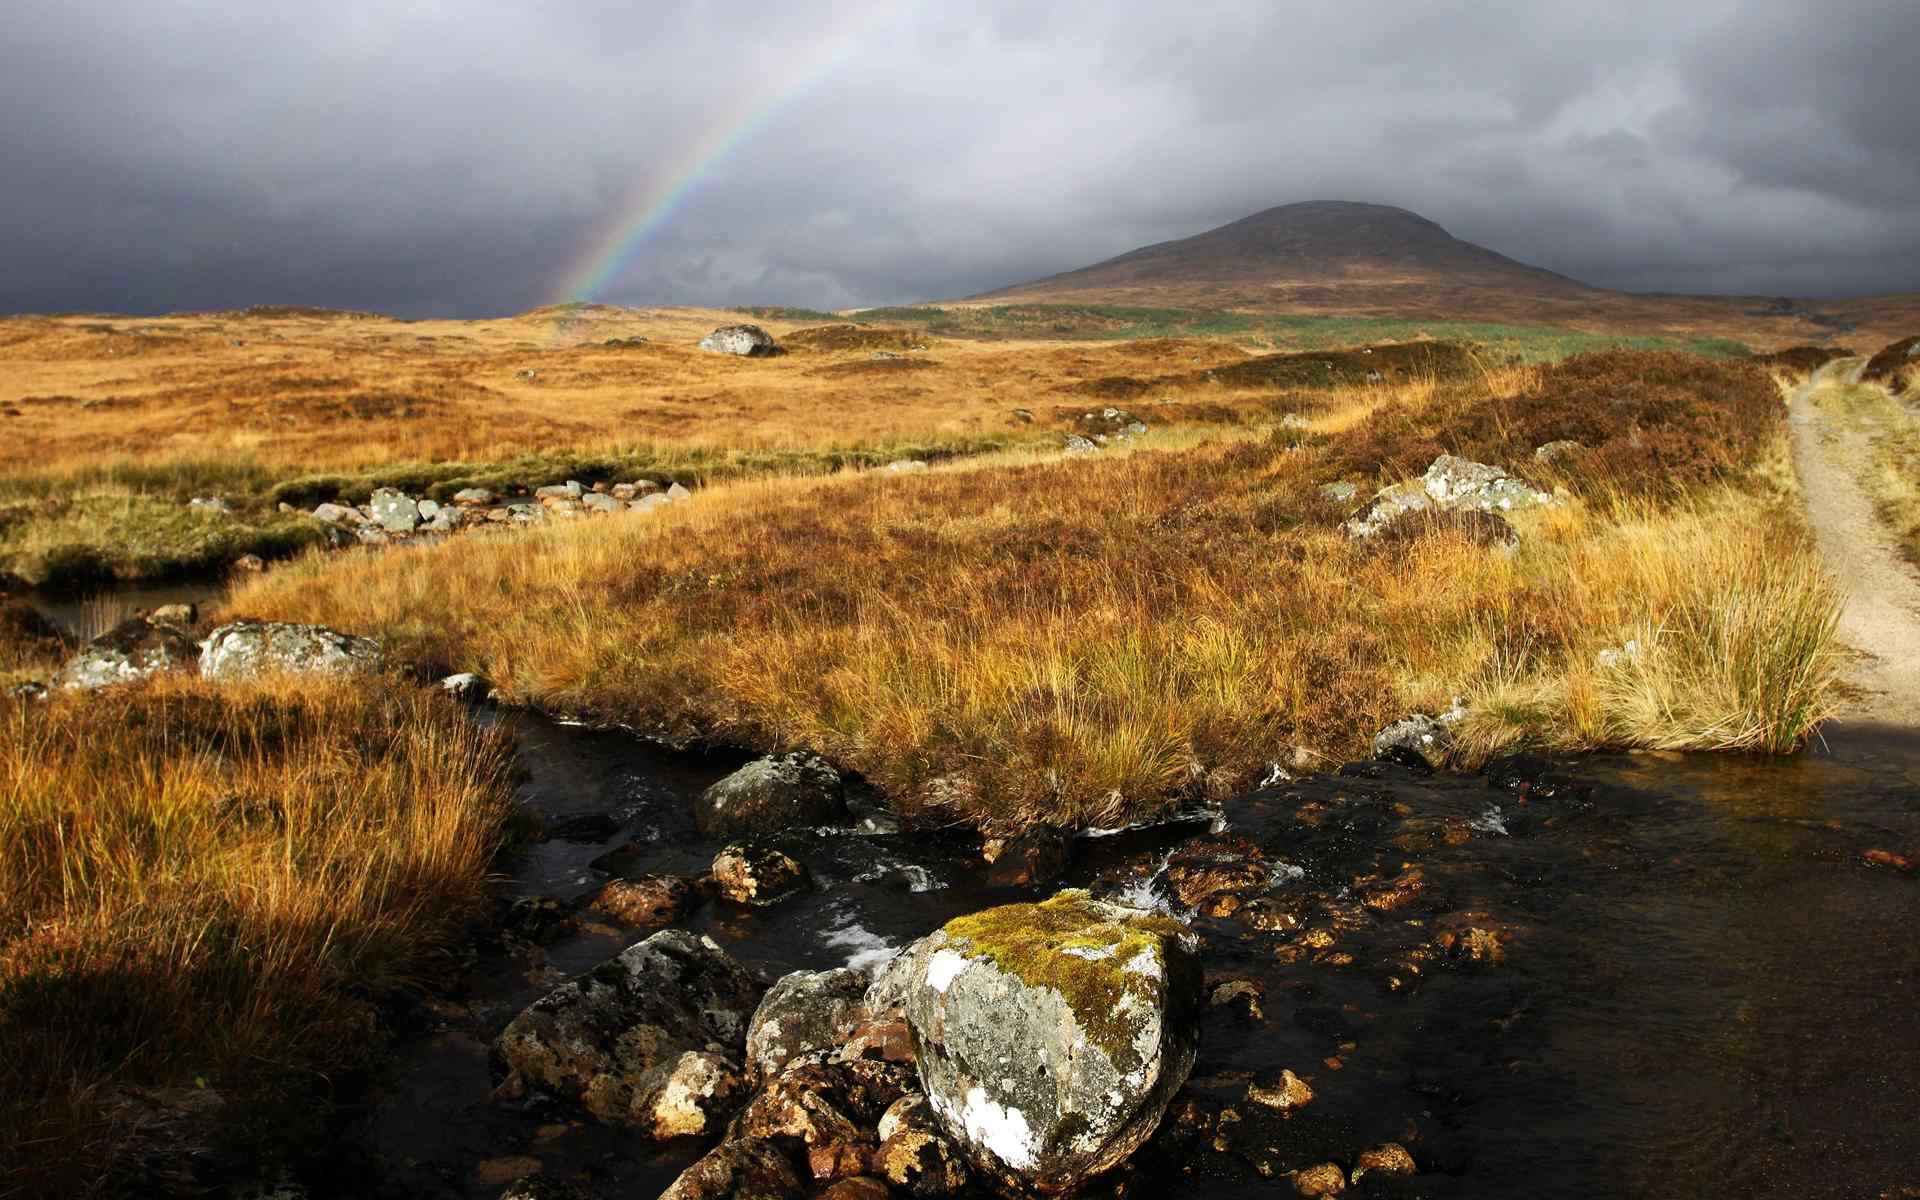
[
  {"left": 492, "top": 930, "right": 764, "bottom": 1131},
  {"left": 55, "top": 618, "right": 199, "bottom": 690},
  {"left": 815, "top": 1178, "right": 892, "bottom": 1200},
  {"left": 452, "top": 487, "right": 497, "bottom": 506},
  {"left": 876, "top": 1095, "right": 970, "bottom": 1197},
  {"left": 1292, "top": 1162, "right": 1347, "bottom": 1195},
  {"left": 1062, "top": 434, "right": 1099, "bottom": 456},
  {"left": 698, "top": 324, "right": 781, "bottom": 357},
  {"left": 648, "top": 1050, "right": 751, "bottom": 1139},
  {"left": 667, "top": 481, "right": 694, "bottom": 501},
  {"left": 864, "top": 946, "right": 922, "bottom": 1017},
  {"left": 584, "top": 874, "right": 699, "bottom": 929},
  {"left": 311, "top": 501, "right": 366, "bottom": 526},
  {"left": 659, "top": 1137, "right": 802, "bottom": 1200},
  {"left": 147, "top": 602, "right": 197, "bottom": 626},
  {"left": 1247, "top": 1069, "right": 1314, "bottom": 1113},
  {"left": 1344, "top": 453, "right": 1553, "bottom": 540},
  {"left": 368, "top": 487, "right": 419, "bottom": 532},
  {"left": 1353, "top": 1142, "right": 1417, "bottom": 1180},
  {"left": 1371, "top": 697, "right": 1467, "bottom": 769},
  {"left": 713, "top": 844, "right": 811, "bottom": 907},
  {"left": 697, "top": 751, "right": 848, "bottom": 837},
  {"left": 747, "top": 967, "right": 872, "bottom": 1081},
  {"left": 199, "top": 620, "right": 383, "bottom": 681},
  {"left": 902, "top": 891, "right": 1202, "bottom": 1193}
]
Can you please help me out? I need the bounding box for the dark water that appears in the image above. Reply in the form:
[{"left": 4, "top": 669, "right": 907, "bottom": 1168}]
[{"left": 334, "top": 712, "right": 1920, "bottom": 1200}]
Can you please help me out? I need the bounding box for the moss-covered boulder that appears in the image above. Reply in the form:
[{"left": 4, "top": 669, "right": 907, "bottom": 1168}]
[{"left": 901, "top": 891, "right": 1201, "bottom": 1194}]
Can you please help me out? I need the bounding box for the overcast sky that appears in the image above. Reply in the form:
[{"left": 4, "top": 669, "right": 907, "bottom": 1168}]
[{"left": 4, "top": 0, "right": 1917, "bottom": 316}]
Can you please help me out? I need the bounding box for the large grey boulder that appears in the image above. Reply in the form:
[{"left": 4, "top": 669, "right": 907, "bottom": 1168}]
[
  {"left": 368, "top": 487, "right": 420, "bottom": 533},
  {"left": 1372, "top": 697, "right": 1468, "bottom": 769},
  {"left": 698, "top": 324, "right": 781, "bottom": 357},
  {"left": 902, "top": 891, "right": 1202, "bottom": 1194},
  {"left": 1344, "top": 453, "right": 1554, "bottom": 540},
  {"left": 55, "top": 618, "right": 200, "bottom": 690},
  {"left": 696, "top": 751, "right": 848, "bottom": 837},
  {"left": 198, "top": 620, "right": 383, "bottom": 681},
  {"left": 746, "top": 967, "right": 872, "bottom": 1082},
  {"left": 493, "top": 930, "right": 765, "bottom": 1135}
]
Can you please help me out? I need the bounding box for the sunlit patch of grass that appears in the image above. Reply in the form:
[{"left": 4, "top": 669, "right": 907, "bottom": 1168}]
[
  {"left": 227, "top": 352, "right": 1840, "bottom": 830},
  {"left": 0, "top": 675, "right": 516, "bottom": 1193},
  {"left": 1808, "top": 374, "right": 1920, "bottom": 564}
]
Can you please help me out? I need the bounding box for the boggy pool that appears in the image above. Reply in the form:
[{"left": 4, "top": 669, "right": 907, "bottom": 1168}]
[{"left": 270, "top": 713, "right": 1920, "bottom": 1198}]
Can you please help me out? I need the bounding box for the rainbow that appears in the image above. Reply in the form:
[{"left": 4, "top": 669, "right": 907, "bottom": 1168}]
[{"left": 550, "top": 1, "right": 905, "bottom": 314}]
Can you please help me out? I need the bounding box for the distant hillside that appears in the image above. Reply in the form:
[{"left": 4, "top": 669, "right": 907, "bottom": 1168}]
[
  {"left": 969, "top": 200, "right": 1920, "bottom": 346},
  {"left": 977, "top": 201, "right": 1594, "bottom": 307}
]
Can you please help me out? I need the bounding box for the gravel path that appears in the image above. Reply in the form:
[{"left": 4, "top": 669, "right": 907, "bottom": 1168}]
[{"left": 1788, "top": 358, "right": 1920, "bottom": 720}]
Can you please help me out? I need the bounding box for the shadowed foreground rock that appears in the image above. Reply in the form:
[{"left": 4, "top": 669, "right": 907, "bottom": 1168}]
[
  {"left": 492, "top": 930, "right": 764, "bottom": 1139},
  {"left": 901, "top": 890, "right": 1202, "bottom": 1194},
  {"left": 198, "top": 619, "right": 383, "bottom": 680}
]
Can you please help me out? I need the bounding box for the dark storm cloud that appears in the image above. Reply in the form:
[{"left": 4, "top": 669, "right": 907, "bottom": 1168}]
[{"left": 2, "top": 0, "right": 1916, "bottom": 316}]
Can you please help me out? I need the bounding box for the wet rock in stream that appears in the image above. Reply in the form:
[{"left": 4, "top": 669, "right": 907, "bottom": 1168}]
[
  {"left": 712, "top": 843, "right": 811, "bottom": 907},
  {"left": 746, "top": 967, "right": 873, "bottom": 1082},
  {"left": 902, "top": 891, "right": 1203, "bottom": 1194},
  {"left": 491, "top": 930, "right": 764, "bottom": 1137},
  {"left": 696, "top": 750, "right": 848, "bottom": 838}
]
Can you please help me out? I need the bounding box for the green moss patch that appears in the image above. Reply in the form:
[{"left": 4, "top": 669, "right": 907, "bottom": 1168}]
[{"left": 940, "top": 891, "right": 1187, "bottom": 1065}]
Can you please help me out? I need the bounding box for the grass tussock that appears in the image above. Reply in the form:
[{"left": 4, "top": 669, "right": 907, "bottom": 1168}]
[
  {"left": 0, "top": 677, "right": 515, "bottom": 1193},
  {"left": 226, "top": 350, "right": 1839, "bottom": 832}
]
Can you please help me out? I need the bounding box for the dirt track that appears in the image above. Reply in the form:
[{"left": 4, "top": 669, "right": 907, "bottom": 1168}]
[{"left": 1788, "top": 359, "right": 1920, "bottom": 720}]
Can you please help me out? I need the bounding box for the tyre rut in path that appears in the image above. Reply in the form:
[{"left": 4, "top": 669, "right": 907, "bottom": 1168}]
[{"left": 1787, "top": 358, "right": 1920, "bottom": 722}]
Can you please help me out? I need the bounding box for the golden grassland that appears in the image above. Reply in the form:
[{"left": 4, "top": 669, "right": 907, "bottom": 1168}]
[
  {"left": 0, "top": 676, "right": 516, "bottom": 1194},
  {"left": 225, "top": 350, "right": 1840, "bottom": 832}
]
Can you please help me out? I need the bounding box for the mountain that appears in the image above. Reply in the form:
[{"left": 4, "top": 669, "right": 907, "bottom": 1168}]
[
  {"left": 978, "top": 201, "right": 1595, "bottom": 309},
  {"left": 964, "top": 200, "right": 1920, "bottom": 346}
]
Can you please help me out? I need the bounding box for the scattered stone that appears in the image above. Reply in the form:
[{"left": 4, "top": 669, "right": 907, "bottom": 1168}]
[
  {"left": 452, "top": 487, "right": 497, "bottom": 506},
  {"left": 1372, "top": 697, "right": 1468, "bottom": 770},
  {"left": 1534, "top": 439, "right": 1584, "bottom": 465},
  {"left": 659, "top": 1137, "right": 802, "bottom": 1200},
  {"left": 493, "top": 930, "right": 763, "bottom": 1130},
  {"left": 1245, "top": 1069, "right": 1313, "bottom": 1113},
  {"left": 230, "top": 553, "right": 267, "bottom": 574},
  {"left": 667, "top": 481, "right": 693, "bottom": 501},
  {"left": 10, "top": 681, "right": 48, "bottom": 701},
  {"left": 747, "top": 967, "right": 872, "bottom": 1082},
  {"left": 369, "top": 487, "right": 420, "bottom": 533},
  {"left": 311, "top": 502, "right": 366, "bottom": 526},
  {"left": 535, "top": 482, "right": 583, "bottom": 502},
  {"left": 502, "top": 895, "right": 575, "bottom": 945},
  {"left": 1164, "top": 833, "right": 1270, "bottom": 916},
  {"left": 148, "top": 602, "right": 197, "bottom": 626},
  {"left": 1862, "top": 848, "right": 1915, "bottom": 873},
  {"left": 984, "top": 824, "right": 1071, "bottom": 888},
  {"left": 1345, "top": 454, "right": 1555, "bottom": 541},
  {"left": 1353, "top": 1142, "right": 1417, "bottom": 1180},
  {"left": 1063, "top": 434, "right": 1100, "bottom": 456},
  {"left": 199, "top": 620, "right": 383, "bottom": 681},
  {"left": 55, "top": 618, "right": 200, "bottom": 690},
  {"left": 439, "top": 671, "right": 489, "bottom": 701},
  {"left": 1595, "top": 639, "right": 1643, "bottom": 669},
  {"left": 1292, "top": 1161, "right": 1346, "bottom": 1196},
  {"left": 585, "top": 874, "right": 700, "bottom": 928},
  {"left": 697, "top": 751, "right": 848, "bottom": 838},
  {"left": 1012, "top": 408, "right": 1035, "bottom": 423},
  {"left": 188, "top": 496, "right": 232, "bottom": 515},
  {"left": 1208, "top": 979, "right": 1265, "bottom": 1021},
  {"left": 356, "top": 527, "right": 390, "bottom": 546},
  {"left": 610, "top": 483, "right": 637, "bottom": 500},
  {"left": 903, "top": 890, "right": 1202, "bottom": 1193},
  {"left": 507, "top": 503, "right": 546, "bottom": 524},
  {"left": 581, "top": 492, "right": 623, "bottom": 514},
  {"left": 631, "top": 494, "right": 671, "bottom": 513},
  {"left": 886, "top": 460, "right": 929, "bottom": 473},
  {"left": 1318, "top": 481, "right": 1357, "bottom": 504},
  {"left": 712, "top": 844, "right": 811, "bottom": 907},
  {"left": 1281, "top": 414, "right": 1311, "bottom": 431},
  {"left": 698, "top": 324, "right": 782, "bottom": 357}
]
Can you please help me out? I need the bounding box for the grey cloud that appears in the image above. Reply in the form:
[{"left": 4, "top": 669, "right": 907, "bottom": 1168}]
[{"left": 1, "top": 0, "right": 1916, "bottom": 316}]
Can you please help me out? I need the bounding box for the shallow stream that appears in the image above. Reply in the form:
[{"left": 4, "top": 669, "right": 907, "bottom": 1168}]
[{"left": 338, "top": 713, "right": 1920, "bottom": 1199}]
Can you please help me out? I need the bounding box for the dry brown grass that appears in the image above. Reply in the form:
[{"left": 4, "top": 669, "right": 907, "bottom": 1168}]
[
  {"left": 0, "top": 307, "right": 1265, "bottom": 476},
  {"left": 0, "top": 676, "right": 515, "bottom": 1194},
  {"left": 225, "top": 352, "right": 1839, "bottom": 832}
]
